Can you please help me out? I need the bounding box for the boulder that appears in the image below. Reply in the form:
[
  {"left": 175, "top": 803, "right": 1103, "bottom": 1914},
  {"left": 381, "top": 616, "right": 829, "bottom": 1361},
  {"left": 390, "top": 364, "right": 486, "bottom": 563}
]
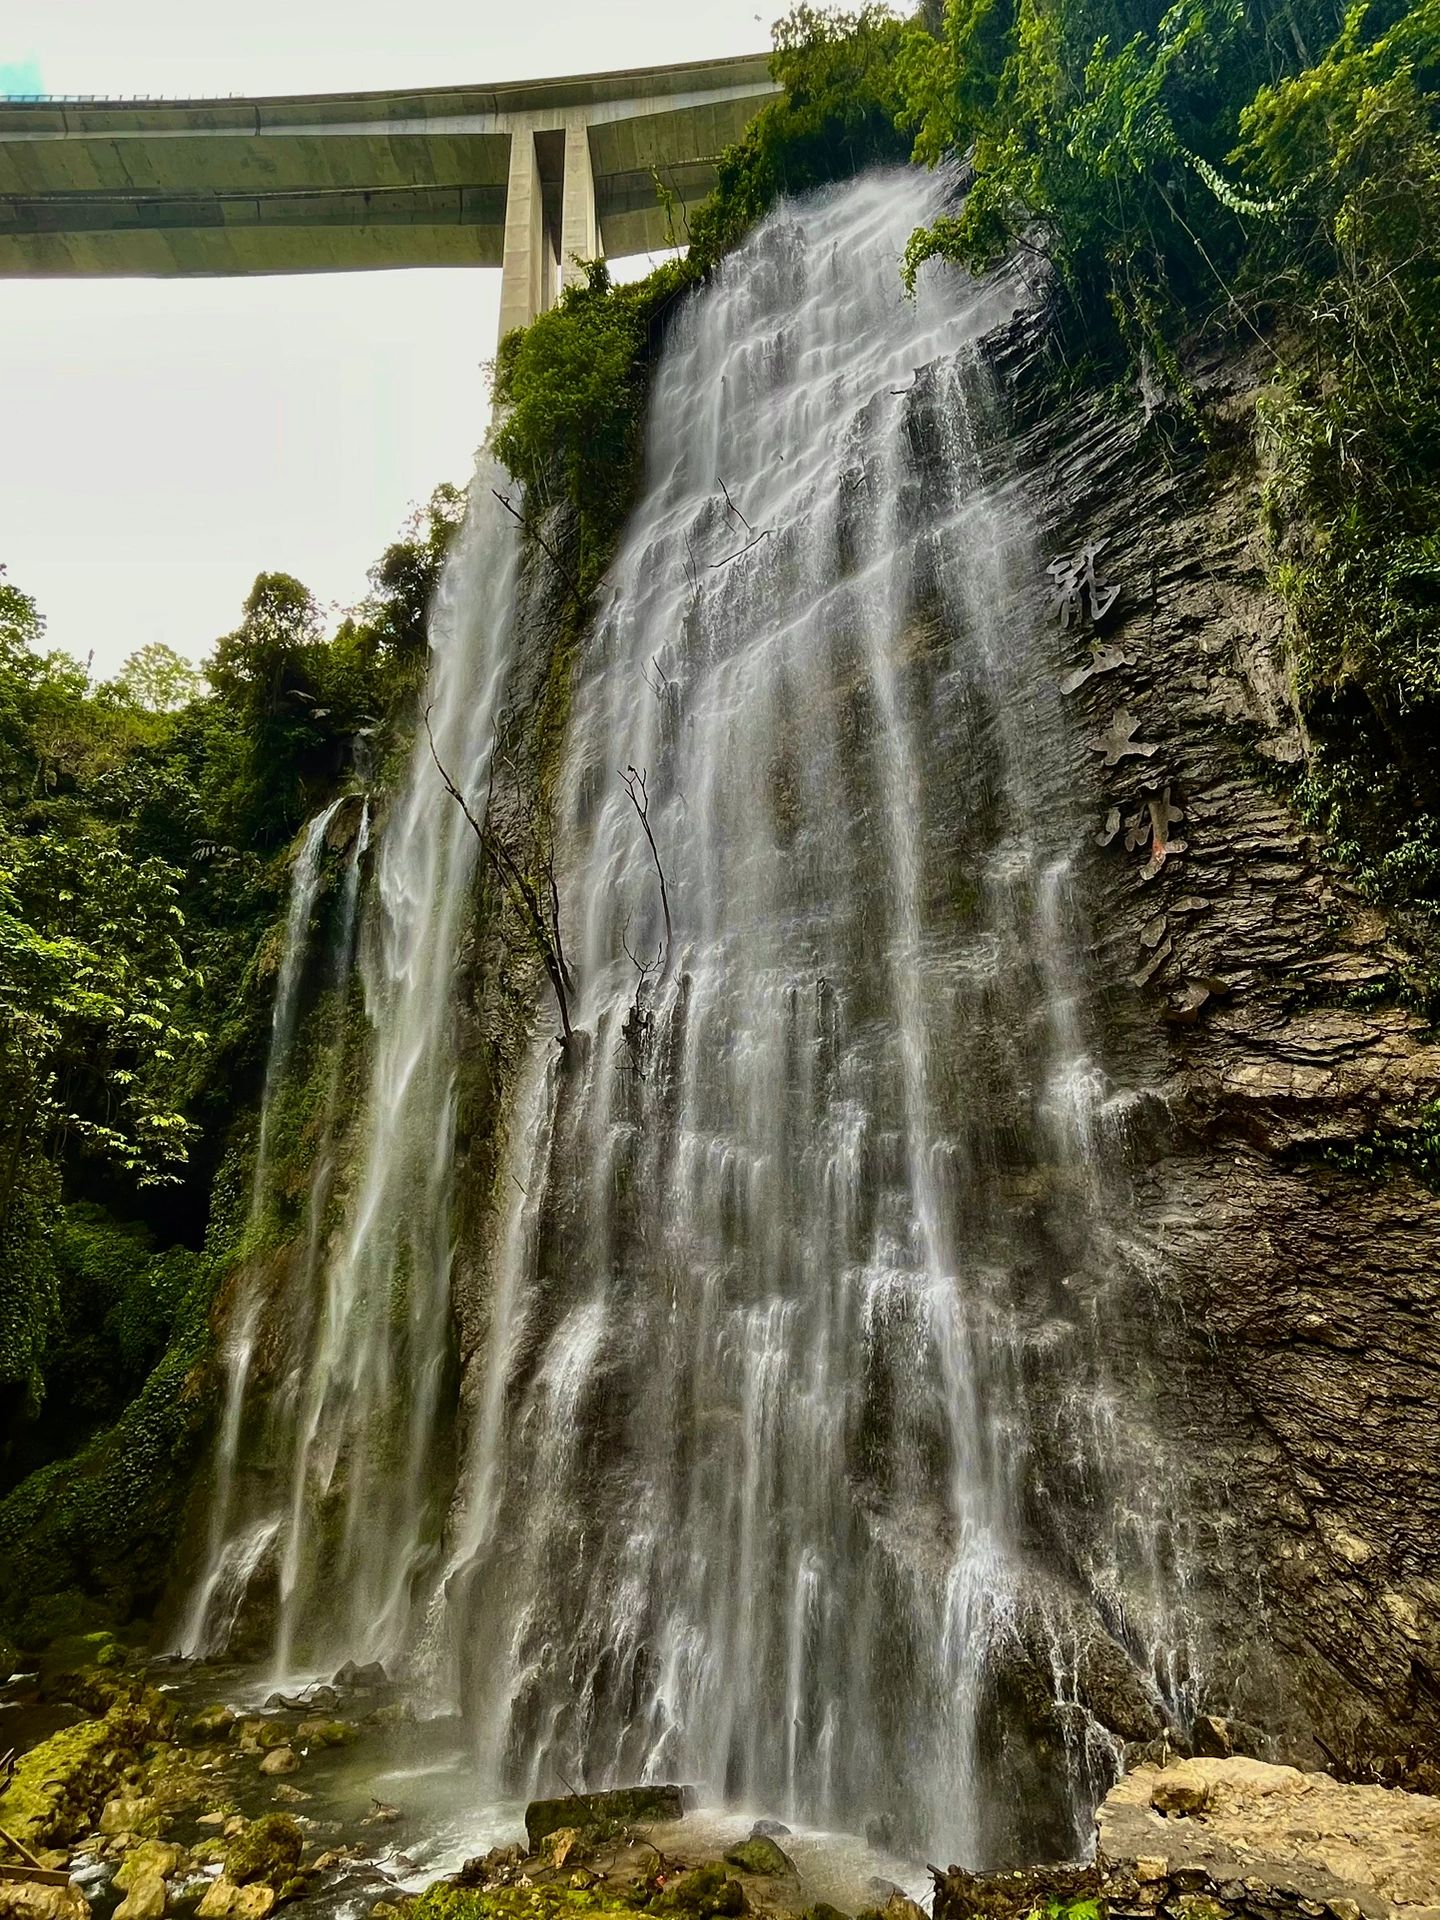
[
  {"left": 543, "top": 1828, "right": 584, "bottom": 1870},
  {"left": 196, "top": 1882, "right": 237, "bottom": 1920},
  {"left": 232, "top": 1889, "right": 275, "bottom": 1920},
  {"left": 723, "top": 1837, "right": 790, "bottom": 1876},
  {"left": 331, "top": 1661, "right": 387, "bottom": 1689},
  {"left": 295, "top": 1719, "right": 359, "bottom": 1749},
  {"left": 1149, "top": 1761, "right": 1210, "bottom": 1815},
  {"left": 257, "top": 1750, "right": 299, "bottom": 1777},
  {"left": 749, "top": 1820, "right": 790, "bottom": 1840},
  {"left": 237, "top": 1723, "right": 292, "bottom": 1755},
  {"left": 186, "top": 1707, "right": 237, "bottom": 1746},
  {"left": 112, "top": 1872, "right": 167, "bottom": 1920},
  {"left": 654, "top": 1866, "right": 745, "bottom": 1917},
  {"left": 524, "top": 1783, "right": 685, "bottom": 1851},
  {"left": 224, "top": 1813, "right": 304, "bottom": 1888},
  {"left": 98, "top": 1798, "right": 159, "bottom": 1838},
  {"left": 0, "top": 1884, "right": 90, "bottom": 1920},
  {"left": 115, "top": 1842, "right": 187, "bottom": 1888}
]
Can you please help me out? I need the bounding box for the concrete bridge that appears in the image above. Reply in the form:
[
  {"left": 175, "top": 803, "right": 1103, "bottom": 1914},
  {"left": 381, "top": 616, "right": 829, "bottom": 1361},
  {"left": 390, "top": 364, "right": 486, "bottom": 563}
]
[{"left": 0, "top": 53, "right": 776, "bottom": 341}]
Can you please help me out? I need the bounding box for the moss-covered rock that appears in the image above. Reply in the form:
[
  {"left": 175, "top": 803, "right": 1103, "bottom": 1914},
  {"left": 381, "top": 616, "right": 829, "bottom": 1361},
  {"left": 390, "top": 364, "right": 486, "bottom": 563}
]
[
  {"left": 294, "top": 1717, "right": 358, "bottom": 1748},
  {"left": 40, "top": 1631, "right": 125, "bottom": 1673},
  {"left": 115, "top": 1842, "right": 189, "bottom": 1888},
  {"left": 722, "top": 1839, "right": 790, "bottom": 1877},
  {"left": 0, "top": 1696, "right": 168, "bottom": 1845},
  {"left": 654, "top": 1867, "right": 745, "bottom": 1918},
  {"left": 186, "top": 1704, "right": 238, "bottom": 1744},
  {"left": 223, "top": 1814, "right": 304, "bottom": 1888},
  {"left": 112, "top": 1870, "right": 167, "bottom": 1920},
  {"left": 0, "top": 1883, "right": 91, "bottom": 1920},
  {"left": 525, "top": 1784, "right": 684, "bottom": 1851},
  {"left": 409, "top": 1887, "right": 638, "bottom": 1920}
]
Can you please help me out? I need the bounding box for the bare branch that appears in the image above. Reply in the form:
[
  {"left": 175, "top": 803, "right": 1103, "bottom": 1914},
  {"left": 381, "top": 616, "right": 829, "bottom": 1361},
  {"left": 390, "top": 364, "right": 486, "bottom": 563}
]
[
  {"left": 717, "top": 477, "right": 753, "bottom": 535},
  {"left": 708, "top": 527, "right": 772, "bottom": 571},
  {"left": 426, "top": 706, "right": 576, "bottom": 1046},
  {"left": 620, "top": 764, "right": 675, "bottom": 977},
  {"left": 491, "top": 488, "right": 587, "bottom": 608}
]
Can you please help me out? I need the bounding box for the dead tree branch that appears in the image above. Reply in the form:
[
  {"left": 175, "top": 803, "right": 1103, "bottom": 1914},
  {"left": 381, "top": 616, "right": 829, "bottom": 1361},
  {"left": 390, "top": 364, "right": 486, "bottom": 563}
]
[
  {"left": 620, "top": 764, "right": 674, "bottom": 977},
  {"left": 491, "top": 488, "right": 587, "bottom": 610},
  {"left": 426, "top": 708, "right": 575, "bottom": 1045}
]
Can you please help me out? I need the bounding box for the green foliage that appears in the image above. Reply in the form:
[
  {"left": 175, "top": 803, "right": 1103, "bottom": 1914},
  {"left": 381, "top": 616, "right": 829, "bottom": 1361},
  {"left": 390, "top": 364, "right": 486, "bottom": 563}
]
[
  {"left": 687, "top": 5, "right": 915, "bottom": 267},
  {"left": 111, "top": 642, "right": 202, "bottom": 714},
  {"left": 0, "top": 477, "right": 458, "bottom": 1620},
  {"left": 490, "top": 4, "right": 916, "bottom": 589},
  {"left": 492, "top": 257, "right": 697, "bottom": 587},
  {"left": 888, "top": 0, "right": 1440, "bottom": 935}
]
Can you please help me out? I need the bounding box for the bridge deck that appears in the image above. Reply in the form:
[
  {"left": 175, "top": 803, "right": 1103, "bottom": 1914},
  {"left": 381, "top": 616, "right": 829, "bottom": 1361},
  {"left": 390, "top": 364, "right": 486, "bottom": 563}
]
[{"left": 0, "top": 53, "right": 775, "bottom": 289}]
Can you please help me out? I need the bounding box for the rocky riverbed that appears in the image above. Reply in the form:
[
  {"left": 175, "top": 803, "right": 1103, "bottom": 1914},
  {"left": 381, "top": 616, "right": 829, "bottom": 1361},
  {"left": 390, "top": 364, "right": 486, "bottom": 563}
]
[{"left": 3, "top": 1647, "right": 1437, "bottom": 1920}]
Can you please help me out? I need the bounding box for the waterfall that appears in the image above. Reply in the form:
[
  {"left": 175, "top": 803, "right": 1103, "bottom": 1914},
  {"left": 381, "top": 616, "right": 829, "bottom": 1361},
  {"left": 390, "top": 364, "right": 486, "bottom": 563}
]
[
  {"left": 434, "top": 170, "right": 1189, "bottom": 1864},
  {"left": 257, "top": 464, "right": 526, "bottom": 1673},
  {"left": 180, "top": 796, "right": 344, "bottom": 1657}
]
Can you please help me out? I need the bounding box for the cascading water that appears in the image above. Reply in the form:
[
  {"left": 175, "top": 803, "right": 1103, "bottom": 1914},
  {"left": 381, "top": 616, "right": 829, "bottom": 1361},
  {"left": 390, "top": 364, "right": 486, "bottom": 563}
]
[
  {"left": 182, "top": 797, "right": 346, "bottom": 1656},
  {"left": 433, "top": 170, "right": 1191, "bottom": 1865},
  {"left": 255, "top": 464, "right": 527, "bottom": 1674}
]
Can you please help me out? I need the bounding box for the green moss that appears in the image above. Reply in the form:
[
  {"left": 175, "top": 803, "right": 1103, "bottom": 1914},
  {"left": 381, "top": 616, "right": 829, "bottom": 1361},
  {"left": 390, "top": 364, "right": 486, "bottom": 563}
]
[
  {"left": 722, "top": 1839, "right": 790, "bottom": 1876},
  {"left": 410, "top": 1887, "right": 638, "bottom": 1920},
  {"left": 0, "top": 1696, "right": 169, "bottom": 1844},
  {"left": 224, "top": 1813, "right": 304, "bottom": 1887},
  {"left": 654, "top": 1867, "right": 745, "bottom": 1918}
]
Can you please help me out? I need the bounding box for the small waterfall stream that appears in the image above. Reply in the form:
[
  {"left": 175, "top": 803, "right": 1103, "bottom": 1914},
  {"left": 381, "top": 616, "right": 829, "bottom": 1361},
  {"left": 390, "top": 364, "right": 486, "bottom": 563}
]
[{"left": 182, "top": 797, "right": 346, "bottom": 1656}]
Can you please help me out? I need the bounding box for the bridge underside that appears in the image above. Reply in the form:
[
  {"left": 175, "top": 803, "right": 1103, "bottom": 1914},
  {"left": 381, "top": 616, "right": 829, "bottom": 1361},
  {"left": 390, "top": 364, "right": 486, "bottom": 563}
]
[{"left": 0, "top": 55, "right": 775, "bottom": 340}]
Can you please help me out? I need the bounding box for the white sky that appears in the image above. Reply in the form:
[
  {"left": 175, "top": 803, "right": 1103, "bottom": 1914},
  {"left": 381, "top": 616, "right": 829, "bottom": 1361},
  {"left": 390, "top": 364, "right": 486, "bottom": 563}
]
[{"left": 0, "top": 1, "right": 771, "bottom": 673}]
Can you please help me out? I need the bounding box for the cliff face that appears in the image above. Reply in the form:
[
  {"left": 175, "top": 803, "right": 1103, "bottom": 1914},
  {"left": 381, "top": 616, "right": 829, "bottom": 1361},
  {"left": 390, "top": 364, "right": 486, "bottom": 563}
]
[{"left": 980, "top": 305, "right": 1440, "bottom": 1776}]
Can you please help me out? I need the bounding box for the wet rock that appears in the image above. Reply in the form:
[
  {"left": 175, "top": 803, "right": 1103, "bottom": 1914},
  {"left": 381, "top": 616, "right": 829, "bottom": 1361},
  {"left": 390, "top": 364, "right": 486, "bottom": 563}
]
[
  {"left": 231, "top": 1888, "right": 274, "bottom": 1920},
  {"left": 223, "top": 1814, "right": 303, "bottom": 1888},
  {"left": 112, "top": 1871, "right": 166, "bottom": 1920},
  {"left": 931, "top": 1861, "right": 1101, "bottom": 1920},
  {"left": 0, "top": 1883, "right": 91, "bottom": 1920},
  {"left": 1099, "top": 1757, "right": 1440, "bottom": 1913},
  {"left": 294, "top": 1719, "right": 359, "bottom": 1749},
  {"left": 748, "top": 1820, "right": 790, "bottom": 1839},
  {"left": 361, "top": 1802, "right": 402, "bottom": 1827},
  {"left": 364, "top": 1703, "right": 415, "bottom": 1729},
  {"left": 1149, "top": 1761, "right": 1211, "bottom": 1815},
  {"left": 195, "top": 1882, "right": 237, "bottom": 1920},
  {"left": 115, "top": 1842, "right": 188, "bottom": 1888},
  {"left": 524, "top": 1783, "right": 685, "bottom": 1851},
  {"left": 256, "top": 1751, "right": 299, "bottom": 1778},
  {"left": 805, "top": 1906, "right": 848, "bottom": 1920},
  {"left": 331, "top": 1662, "right": 387, "bottom": 1689},
  {"left": 98, "top": 1799, "right": 158, "bottom": 1838},
  {"left": 723, "top": 1837, "right": 790, "bottom": 1876},
  {"left": 455, "top": 1846, "right": 523, "bottom": 1889},
  {"left": 880, "top": 1898, "right": 926, "bottom": 1920},
  {"left": 655, "top": 1865, "right": 746, "bottom": 1917},
  {"left": 269, "top": 1785, "right": 309, "bottom": 1805},
  {"left": 185, "top": 1708, "right": 236, "bottom": 1746},
  {"left": 236, "top": 1724, "right": 291, "bottom": 1756}
]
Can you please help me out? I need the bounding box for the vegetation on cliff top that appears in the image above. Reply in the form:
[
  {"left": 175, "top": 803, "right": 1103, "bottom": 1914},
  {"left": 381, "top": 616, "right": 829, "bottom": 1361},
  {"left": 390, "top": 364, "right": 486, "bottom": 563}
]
[{"left": 496, "top": 0, "right": 1440, "bottom": 965}]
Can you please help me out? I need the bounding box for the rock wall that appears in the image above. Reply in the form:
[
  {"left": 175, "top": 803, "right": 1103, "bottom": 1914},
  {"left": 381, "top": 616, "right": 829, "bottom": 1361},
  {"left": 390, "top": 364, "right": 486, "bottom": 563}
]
[{"left": 978, "top": 302, "right": 1440, "bottom": 1775}]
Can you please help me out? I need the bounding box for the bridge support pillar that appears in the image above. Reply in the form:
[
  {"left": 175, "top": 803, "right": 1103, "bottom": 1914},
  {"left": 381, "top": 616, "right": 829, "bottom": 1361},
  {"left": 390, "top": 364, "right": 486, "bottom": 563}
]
[
  {"left": 498, "top": 128, "right": 555, "bottom": 343},
  {"left": 560, "top": 116, "right": 600, "bottom": 290}
]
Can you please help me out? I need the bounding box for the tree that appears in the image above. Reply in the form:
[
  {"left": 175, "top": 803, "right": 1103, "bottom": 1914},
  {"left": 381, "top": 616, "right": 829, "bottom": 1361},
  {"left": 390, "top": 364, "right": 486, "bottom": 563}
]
[{"left": 111, "top": 642, "right": 202, "bottom": 714}]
